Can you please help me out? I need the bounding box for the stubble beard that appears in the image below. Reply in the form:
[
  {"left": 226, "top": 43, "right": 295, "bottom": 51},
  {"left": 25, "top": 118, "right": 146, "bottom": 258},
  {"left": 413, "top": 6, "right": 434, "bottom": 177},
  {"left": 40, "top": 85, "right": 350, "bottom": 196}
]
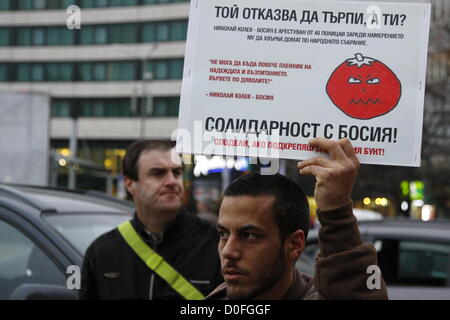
[{"left": 227, "top": 245, "right": 287, "bottom": 300}]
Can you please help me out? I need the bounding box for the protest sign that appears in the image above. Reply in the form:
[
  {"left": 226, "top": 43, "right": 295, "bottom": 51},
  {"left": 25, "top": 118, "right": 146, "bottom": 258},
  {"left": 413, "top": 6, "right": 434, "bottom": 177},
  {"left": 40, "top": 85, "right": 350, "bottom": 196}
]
[{"left": 176, "top": 0, "right": 431, "bottom": 166}]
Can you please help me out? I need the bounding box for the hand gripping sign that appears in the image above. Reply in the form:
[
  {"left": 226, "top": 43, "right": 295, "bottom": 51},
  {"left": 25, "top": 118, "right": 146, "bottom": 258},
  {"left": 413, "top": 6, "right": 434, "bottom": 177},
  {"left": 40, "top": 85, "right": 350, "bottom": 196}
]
[{"left": 176, "top": 0, "right": 431, "bottom": 166}]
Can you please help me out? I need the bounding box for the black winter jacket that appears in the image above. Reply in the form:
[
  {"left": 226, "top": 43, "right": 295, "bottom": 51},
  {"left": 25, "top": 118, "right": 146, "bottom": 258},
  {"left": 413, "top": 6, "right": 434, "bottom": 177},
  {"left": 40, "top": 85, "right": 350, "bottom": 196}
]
[{"left": 79, "top": 209, "right": 223, "bottom": 300}]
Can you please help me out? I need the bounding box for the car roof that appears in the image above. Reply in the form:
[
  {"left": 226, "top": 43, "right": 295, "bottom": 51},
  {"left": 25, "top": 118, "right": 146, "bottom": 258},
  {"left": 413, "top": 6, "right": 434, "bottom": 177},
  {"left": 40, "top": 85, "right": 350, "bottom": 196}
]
[
  {"left": 0, "top": 183, "right": 134, "bottom": 215},
  {"left": 307, "top": 217, "right": 450, "bottom": 242},
  {"left": 359, "top": 218, "right": 450, "bottom": 241}
]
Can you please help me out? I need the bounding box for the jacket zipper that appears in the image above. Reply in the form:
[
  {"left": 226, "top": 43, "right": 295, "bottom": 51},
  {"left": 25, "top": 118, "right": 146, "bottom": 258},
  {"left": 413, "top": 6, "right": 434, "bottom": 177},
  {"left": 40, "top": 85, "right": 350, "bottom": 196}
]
[
  {"left": 148, "top": 235, "right": 162, "bottom": 300},
  {"left": 149, "top": 273, "right": 155, "bottom": 300}
]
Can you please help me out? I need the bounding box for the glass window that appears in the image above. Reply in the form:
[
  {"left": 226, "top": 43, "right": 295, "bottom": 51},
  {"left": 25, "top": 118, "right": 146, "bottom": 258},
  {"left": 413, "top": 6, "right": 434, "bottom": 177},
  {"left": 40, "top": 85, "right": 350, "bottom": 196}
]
[
  {"left": 142, "top": 23, "right": 155, "bottom": 42},
  {"left": 121, "top": 24, "right": 137, "bottom": 43},
  {"left": 17, "top": 0, "right": 33, "bottom": 10},
  {"left": 92, "top": 101, "right": 105, "bottom": 116},
  {"left": 0, "top": 28, "right": 10, "bottom": 46},
  {"left": 154, "top": 60, "right": 168, "bottom": 79},
  {"left": 0, "top": 217, "right": 66, "bottom": 300},
  {"left": 47, "top": 0, "right": 62, "bottom": 9},
  {"left": 32, "top": 28, "right": 45, "bottom": 46},
  {"left": 52, "top": 100, "right": 72, "bottom": 117},
  {"left": 79, "top": 63, "right": 92, "bottom": 81},
  {"left": 104, "top": 99, "right": 129, "bottom": 117},
  {"left": 47, "top": 28, "right": 60, "bottom": 46},
  {"left": 63, "top": 0, "right": 76, "bottom": 8},
  {"left": 399, "top": 241, "right": 450, "bottom": 282},
  {"left": 17, "top": 28, "right": 32, "bottom": 46},
  {"left": 80, "top": 26, "right": 94, "bottom": 44},
  {"left": 80, "top": 0, "right": 95, "bottom": 7},
  {"left": 34, "top": 0, "right": 46, "bottom": 9},
  {"left": 17, "top": 64, "right": 30, "bottom": 81},
  {"left": 377, "top": 239, "right": 450, "bottom": 286},
  {"left": 95, "top": 27, "right": 107, "bottom": 44},
  {"left": 123, "top": 0, "right": 138, "bottom": 5},
  {"left": 110, "top": 0, "right": 122, "bottom": 6},
  {"left": 167, "top": 97, "right": 180, "bottom": 116},
  {"left": 60, "top": 64, "right": 73, "bottom": 81},
  {"left": 109, "top": 25, "right": 122, "bottom": 43},
  {"left": 31, "top": 64, "right": 44, "bottom": 81},
  {"left": 145, "top": 60, "right": 154, "bottom": 78},
  {"left": 107, "top": 62, "right": 117, "bottom": 80},
  {"left": 170, "top": 20, "right": 188, "bottom": 41},
  {"left": 119, "top": 61, "right": 136, "bottom": 80},
  {"left": 60, "top": 28, "right": 75, "bottom": 46},
  {"left": 106, "top": 100, "right": 120, "bottom": 117},
  {"left": 44, "top": 213, "right": 130, "bottom": 255},
  {"left": 93, "top": 63, "right": 105, "bottom": 81},
  {"left": 169, "top": 59, "right": 183, "bottom": 79},
  {"left": 109, "top": 24, "right": 137, "bottom": 44},
  {"left": 153, "top": 98, "right": 167, "bottom": 117},
  {"left": 0, "top": 64, "right": 9, "bottom": 81},
  {"left": 143, "top": 0, "right": 157, "bottom": 4},
  {"left": 0, "top": 1, "right": 11, "bottom": 10},
  {"left": 46, "top": 64, "right": 73, "bottom": 81},
  {"left": 95, "top": 0, "right": 107, "bottom": 7},
  {"left": 79, "top": 100, "right": 92, "bottom": 116},
  {"left": 155, "top": 22, "right": 170, "bottom": 41},
  {"left": 46, "top": 63, "right": 59, "bottom": 81}
]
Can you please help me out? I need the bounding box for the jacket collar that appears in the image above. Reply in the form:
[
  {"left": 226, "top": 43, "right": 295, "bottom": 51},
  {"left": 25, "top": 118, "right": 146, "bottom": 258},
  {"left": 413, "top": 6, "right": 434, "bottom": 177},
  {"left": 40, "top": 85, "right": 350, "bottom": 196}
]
[
  {"left": 131, "top": 207, "right": 187, "bottom": 244},
  {"left": 282, "top": 269, "right": 315, "bottom": 300}
]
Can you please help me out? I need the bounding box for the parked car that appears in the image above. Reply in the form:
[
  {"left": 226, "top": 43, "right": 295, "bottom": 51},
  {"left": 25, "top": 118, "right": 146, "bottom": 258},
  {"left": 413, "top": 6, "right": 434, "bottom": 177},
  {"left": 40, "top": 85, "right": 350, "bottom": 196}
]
[
  {"left": 352, "top": 208, "right": 384, "bottom": 221},
  {"left": 0, "top": 183, "right": 134, "bottom": 300},
  {"left": 296, "top": 218, "right": 450, "bottom": 299}
]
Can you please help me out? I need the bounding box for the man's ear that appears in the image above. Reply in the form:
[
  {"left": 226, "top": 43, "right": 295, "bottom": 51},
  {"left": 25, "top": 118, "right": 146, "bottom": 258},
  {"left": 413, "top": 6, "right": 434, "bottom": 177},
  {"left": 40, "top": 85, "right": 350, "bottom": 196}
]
[
  {"left": 124, "top": 176, "right": 135, "bottom": 197},
  {"left": 285, "top": 229, "right": 305, "bottom": 262}
]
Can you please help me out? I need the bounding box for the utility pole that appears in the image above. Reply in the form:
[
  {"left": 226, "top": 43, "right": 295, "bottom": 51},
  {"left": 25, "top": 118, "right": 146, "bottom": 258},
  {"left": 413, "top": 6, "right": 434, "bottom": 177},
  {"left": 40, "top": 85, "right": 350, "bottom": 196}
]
[
  {"left": 141, "top": 66, "right": 153, "bottom": 139},
  {"left": 113, "top": 43, "right": 158, "bottom": 139},
  {"left": 68, "top": 115, "right": 78, "bottom": 189}
]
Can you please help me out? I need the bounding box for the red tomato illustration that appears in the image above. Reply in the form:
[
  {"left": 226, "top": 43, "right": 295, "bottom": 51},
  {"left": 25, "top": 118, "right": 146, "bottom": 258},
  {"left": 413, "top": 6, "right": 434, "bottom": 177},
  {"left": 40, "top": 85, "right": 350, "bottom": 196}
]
[{"left": 326, "top": 53, "right": 401, "bottom": 120}]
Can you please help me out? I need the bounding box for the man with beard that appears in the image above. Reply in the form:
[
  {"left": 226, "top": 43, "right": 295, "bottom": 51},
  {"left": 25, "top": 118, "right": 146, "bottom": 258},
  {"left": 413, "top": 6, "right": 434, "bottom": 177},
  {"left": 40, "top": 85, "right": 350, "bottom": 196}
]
[
  {"left": 80, "top": 140, "right": 222, "bottom": 299},
  {"left": 207, "top": 138, "right": 388, "bottom": 300}
]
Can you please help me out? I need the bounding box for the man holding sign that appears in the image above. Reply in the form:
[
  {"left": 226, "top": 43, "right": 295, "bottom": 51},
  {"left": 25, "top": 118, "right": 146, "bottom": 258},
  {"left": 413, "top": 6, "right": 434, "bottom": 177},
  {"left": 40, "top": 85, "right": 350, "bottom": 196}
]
[{"left": 207, "top": 138, "right": 388, "bottom": 300}]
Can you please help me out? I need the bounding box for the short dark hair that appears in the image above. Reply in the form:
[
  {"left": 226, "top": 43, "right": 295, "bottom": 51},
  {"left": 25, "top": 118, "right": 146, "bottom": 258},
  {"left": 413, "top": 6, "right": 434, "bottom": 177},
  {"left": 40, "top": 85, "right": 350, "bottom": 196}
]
[
  {"left": 224, "top": 173, "right": 310, "bottom": 240},
  {"left": 122, "top": 140, "right": 175, "bottom": 181}
]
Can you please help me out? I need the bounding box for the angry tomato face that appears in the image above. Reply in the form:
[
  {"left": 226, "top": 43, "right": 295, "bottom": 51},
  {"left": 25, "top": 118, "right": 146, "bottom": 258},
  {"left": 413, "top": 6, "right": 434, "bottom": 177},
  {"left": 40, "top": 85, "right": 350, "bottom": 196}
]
[{"left": 326, "top": 53, "right": 401, "bottom": 120}]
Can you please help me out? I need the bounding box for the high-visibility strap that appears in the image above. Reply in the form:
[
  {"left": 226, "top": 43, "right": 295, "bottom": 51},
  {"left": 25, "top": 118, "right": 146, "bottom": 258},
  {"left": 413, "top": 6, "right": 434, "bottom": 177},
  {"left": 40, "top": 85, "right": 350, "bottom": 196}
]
[{"left": 117, "top": 220, "right": 205, "bottom": 300}]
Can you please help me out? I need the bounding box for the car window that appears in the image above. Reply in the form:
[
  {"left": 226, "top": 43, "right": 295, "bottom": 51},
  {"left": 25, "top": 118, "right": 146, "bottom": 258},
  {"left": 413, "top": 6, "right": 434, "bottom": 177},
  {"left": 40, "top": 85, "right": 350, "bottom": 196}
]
[
  {"left": 376, "top": 239, "right": 450, "bottom": 286},
  {"left": 295, "top": 243, "right": 320, "bottom": 277},
  {"left": 44, "top": 213, "right": 130, "bottom": 255},
  {"left": 0, "top": 218, "right": 66, "bottom": 299}
]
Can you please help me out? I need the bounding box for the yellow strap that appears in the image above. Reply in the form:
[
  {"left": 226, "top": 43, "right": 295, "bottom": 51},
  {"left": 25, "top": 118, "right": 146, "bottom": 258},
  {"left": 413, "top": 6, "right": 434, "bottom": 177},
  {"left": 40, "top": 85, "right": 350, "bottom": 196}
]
[{"left": 117, "top": 220, "right": 205, "bottom": 300}]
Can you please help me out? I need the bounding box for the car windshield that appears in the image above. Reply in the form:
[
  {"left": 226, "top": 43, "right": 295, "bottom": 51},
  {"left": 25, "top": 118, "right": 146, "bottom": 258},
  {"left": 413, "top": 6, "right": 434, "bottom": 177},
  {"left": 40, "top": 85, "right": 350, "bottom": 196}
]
[{"left": 44, "top": 213, "right": 131, "bottom": 255}]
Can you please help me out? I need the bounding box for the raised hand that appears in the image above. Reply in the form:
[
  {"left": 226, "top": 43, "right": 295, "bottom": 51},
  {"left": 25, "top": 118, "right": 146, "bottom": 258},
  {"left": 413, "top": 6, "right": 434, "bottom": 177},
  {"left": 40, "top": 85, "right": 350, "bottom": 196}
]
[{"left": 297, "top": 138, "right": 360, "bottom": 211}]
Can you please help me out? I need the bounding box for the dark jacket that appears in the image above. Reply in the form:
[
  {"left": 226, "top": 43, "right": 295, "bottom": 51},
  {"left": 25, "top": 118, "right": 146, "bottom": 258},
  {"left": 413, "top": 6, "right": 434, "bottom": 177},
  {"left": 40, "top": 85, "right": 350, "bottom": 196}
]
[
  {"left": 79, "top": 209, "right": 223, "bottom": 300},
  {"left": 206, "top": 202, "right": 388, "bottom": 300}
]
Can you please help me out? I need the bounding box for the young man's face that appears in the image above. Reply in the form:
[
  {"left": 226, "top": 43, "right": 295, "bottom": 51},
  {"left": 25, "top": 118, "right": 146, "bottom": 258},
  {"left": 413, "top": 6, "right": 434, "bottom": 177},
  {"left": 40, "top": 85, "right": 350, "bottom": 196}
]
[
  {"left": 217, "top": 195, "right": 289, "bottom": 300},
  {"left": 126, "top": 149, "right": 184, "bottom": 214}
]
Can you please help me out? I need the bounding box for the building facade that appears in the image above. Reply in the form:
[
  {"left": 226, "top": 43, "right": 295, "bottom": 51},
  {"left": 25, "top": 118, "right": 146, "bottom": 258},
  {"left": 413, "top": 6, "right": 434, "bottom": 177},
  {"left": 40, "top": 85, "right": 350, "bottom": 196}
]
[{"left": 0, "top": 0, "right": 190, "bottom": 190}]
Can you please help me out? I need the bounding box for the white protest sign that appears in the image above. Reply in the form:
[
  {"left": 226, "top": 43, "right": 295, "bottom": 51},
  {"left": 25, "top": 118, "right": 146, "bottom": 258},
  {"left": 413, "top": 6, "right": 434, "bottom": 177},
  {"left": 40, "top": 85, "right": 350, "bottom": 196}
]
[{"left": 176, "top": 0, "right": 431, "bottom": 166}]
